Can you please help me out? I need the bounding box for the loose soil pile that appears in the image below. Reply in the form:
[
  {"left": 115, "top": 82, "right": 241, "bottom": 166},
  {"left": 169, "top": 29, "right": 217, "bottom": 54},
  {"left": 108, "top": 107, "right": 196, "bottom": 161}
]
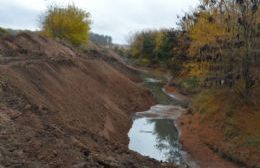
[{"left": 0, "top": 32, "right": 177, "bottom": 168}]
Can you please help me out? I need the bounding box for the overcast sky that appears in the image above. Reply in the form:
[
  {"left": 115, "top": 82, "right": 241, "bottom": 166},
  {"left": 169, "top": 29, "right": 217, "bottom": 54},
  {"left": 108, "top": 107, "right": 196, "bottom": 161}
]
[{"left": 0, "top": 0, "right": 199, "bottom": 44}]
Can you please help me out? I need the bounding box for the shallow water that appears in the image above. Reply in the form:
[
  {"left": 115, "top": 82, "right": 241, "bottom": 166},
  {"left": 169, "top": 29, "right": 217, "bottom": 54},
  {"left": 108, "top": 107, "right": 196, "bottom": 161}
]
[
  {"left": 128, "top": 77, "right": 190, "bottom": 165},
  {"left": 128, "top": 117, "right": 182, "bottom": 163}
]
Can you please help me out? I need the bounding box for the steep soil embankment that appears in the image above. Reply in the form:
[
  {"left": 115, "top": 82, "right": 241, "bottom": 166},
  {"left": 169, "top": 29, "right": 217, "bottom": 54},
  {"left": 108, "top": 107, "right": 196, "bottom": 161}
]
[{"left": 0, "top": 33, "right": 176, "bottom": 168}]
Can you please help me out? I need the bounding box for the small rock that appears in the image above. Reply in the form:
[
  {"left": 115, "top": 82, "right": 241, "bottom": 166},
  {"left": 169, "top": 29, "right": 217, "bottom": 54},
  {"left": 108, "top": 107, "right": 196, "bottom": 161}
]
[
  {"left": 24, "top": 104, "right": 32, "bottom": 111},
  {"left": 187, "top": 109, "right": 193, "bottom": 115}
]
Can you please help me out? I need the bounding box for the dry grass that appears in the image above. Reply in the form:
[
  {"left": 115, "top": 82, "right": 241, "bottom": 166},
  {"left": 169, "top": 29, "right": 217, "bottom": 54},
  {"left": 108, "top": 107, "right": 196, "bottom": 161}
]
[{"left": 190, "top": 87, "right": 260, "bottom": 167}]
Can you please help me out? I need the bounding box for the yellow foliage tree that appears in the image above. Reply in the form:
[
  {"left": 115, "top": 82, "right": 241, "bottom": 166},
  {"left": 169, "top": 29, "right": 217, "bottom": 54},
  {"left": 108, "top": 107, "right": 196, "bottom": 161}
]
[
  {"left": 188, "top": 12, "right": 229, "bottom": 56},
  {"left": 41, "top": 4, "right": 91, "bottom": 45}
]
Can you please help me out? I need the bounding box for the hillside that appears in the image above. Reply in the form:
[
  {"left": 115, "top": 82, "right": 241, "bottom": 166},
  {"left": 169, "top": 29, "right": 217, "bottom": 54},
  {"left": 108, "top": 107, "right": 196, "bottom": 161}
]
[{"left": 0, "top": 32, "right": 176, "bottom": 168}]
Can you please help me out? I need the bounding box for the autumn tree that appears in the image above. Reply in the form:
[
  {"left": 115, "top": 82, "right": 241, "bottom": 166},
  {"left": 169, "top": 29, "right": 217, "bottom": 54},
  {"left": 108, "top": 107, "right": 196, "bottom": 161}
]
[
  {"left": 178, "top": 0, "right": 259, "bottom": 99},
  {"left": 128, "top": 30, "right": 156, "bottom": 61},
  {"left": 128, "top": 29, "right": 189, "bottom": 73},
  {"left": 235, "top": 0, "right": 259, "bottom": 98},
  {"left": 41, "top": 4, "right": 91, "bottom": 45}
]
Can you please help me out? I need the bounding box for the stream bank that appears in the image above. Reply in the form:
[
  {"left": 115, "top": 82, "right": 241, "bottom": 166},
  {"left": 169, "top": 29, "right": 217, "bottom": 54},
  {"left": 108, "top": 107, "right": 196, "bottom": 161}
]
[
  {"left": 178, "top": 113, "right": 239, "bottom": 168},
  {"left": 127, "top": 74, "right": 244, "bottom": 168},
  {"left": 128, "top": 77, "right": 198, "bottom": 167}
]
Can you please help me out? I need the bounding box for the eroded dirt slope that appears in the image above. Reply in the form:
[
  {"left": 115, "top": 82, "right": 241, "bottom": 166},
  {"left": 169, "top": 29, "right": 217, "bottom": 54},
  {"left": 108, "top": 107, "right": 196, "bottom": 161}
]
[{"left": 0, "top": 33, "right": 177, "bottom": 168}]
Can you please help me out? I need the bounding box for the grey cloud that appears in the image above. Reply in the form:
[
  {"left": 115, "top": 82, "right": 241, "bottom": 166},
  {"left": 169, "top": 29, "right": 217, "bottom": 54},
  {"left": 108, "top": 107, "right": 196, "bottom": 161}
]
[
  {"left": 0, "top": 0, "right": 200, "bottom": 44},
  {"left": 0, "top": 3, "right": 42, "bottom": 30}
]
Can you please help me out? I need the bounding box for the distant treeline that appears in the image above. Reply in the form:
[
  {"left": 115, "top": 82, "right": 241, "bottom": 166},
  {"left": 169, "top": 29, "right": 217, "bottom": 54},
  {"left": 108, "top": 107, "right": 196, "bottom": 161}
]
[
  {"left": 90, "top": 33, "right": 112, "bottom": 47},
  {"left": 0, "top": 27, "right": 19, "bottom": 37},
  {"left": 128, "top": 29, "right": 189, "bottom": 73}
]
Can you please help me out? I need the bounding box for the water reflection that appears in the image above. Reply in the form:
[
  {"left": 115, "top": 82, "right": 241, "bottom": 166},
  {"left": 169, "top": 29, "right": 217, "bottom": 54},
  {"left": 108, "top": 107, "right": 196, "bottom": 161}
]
[
  {"left": 150, "top": 119, "right": 182, "bottom": 163},
  {"left": 128, "top": 77, "right": 185, "bottom": 164},
  {"left": 128, "top": 117, "right": 183, "bottom": 164}
]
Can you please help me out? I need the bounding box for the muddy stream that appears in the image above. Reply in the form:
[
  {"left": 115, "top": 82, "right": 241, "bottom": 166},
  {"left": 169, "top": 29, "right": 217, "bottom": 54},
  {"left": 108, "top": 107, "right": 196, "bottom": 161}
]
[{"left": 128, "top": 77, "right": 198, "bottom": 167}]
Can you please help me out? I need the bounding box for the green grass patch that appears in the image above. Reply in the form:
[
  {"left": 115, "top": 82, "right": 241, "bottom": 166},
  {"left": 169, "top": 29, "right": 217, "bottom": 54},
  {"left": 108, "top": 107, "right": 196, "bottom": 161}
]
[
  {"left": 0, "top": 27, "right": 10, "bottom": 37},
  {"left": 0, "top": 75, "right": 9, "bottom": 91},
  {"left": 176, "top": 76, "right": 201, "bottom": 94},
  {"left": 192, "top": 90, "right": 215, "bottom": 113},
  {"left": 131, "top": 58, "right": 151, "bottom": 66},
  {"left": 191, "top": 89, "right": 240, "bottom": 125},
  {"left": 245, "top": 134, "right": 260, "bottom": 148}
]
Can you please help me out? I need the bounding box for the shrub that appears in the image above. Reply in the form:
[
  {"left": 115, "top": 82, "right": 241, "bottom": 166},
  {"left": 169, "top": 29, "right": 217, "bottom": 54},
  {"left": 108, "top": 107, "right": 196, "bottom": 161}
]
[
  {"left": 176, "top": 76, "right": 200, "bottom": 94},
  {"left": 0, "top": 27, "right": 9, "bottom": 37},
  {"left": 41, "top": 4, "right": 90, "bottom": 45},
  {"left": 0, "top": 76, "right": 8, "bottom": 92}
]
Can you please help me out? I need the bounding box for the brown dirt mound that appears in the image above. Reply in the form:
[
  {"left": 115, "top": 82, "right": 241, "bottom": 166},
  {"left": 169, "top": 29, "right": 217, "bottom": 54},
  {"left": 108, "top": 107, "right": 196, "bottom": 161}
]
[{"left": 0, "top": 32, "right": 177, "bottom": 168}]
